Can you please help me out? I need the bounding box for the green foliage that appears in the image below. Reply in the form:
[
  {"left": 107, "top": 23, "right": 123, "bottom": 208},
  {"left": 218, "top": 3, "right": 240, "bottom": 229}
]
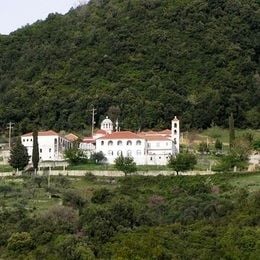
[
  {"left": 0, "top": 173, "right": 260, "bottom": 258},
  {"left": 62, "top": 189, "right": 86, "bottom": 210},
  {"left": 198, "top": 141, "right": 209, "bottom": 154},
  {"left": 0, "top": 185, "right": 13, "bottom": 197},
  {"left": 229, "top": 113, "right": 235, "bottom": 149},
  {"left": 9, "top": 138, "right": 29, "bottom": 171},
  {"left": 215, "top": 138, "right": 223, "bottom": 151},
  {"left": 90, "top": 151, "right": 106, "bottom": 164},
  {"left": 0, "top": 0, "right": 259, "bottom": 132},
  {"left": 91, "top": 188, "right": 113, "bottom": 204},
  {"left": 115, "top": 155, "right": 137, "bottom": 176},
  {"left": 53, "top": 235, "right": 94, "bottom": 260},
  {"left": 32, "top": 130, "right": 39, "bottom": 171},
  {"left": 214, "top": 137, "right": 251, "bottom": 172},
  {"left": 168, "top": 152, "right": 197, "bottom": 175},
  {"left": 253, "top": 139, "right": 260, "bottom": 151},
  {"left": 7, "top": 232, "right": 33, "bottom": 253},
  {"left": 64, "top": 147, "right": 88, "bottom": 165}
]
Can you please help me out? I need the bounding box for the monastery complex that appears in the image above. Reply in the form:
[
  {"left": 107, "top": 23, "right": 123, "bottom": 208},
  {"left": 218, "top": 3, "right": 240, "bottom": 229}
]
[{"left": 21, "top": 116, "right": 180, "bottom": 166}]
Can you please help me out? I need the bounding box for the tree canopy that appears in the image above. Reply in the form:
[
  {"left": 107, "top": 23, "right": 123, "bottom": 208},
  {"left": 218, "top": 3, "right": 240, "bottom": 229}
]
[
  {"left": 0, "top": 0, "right": 259, "bottom": 133},
  {"left": 8, "top": 138, "right": 29, "bottom": 171}
]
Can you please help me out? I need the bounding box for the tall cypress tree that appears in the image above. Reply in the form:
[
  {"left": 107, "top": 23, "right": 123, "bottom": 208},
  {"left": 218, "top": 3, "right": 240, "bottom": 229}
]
[
  {"left": 32, "top": 130, "right": 39, "bottom": 173},
  {"left": 229, "top": 113, "right": 235, "bottom": 149},
  {"left": 9, "top": 138, "right": 29, "bottom": 171}
]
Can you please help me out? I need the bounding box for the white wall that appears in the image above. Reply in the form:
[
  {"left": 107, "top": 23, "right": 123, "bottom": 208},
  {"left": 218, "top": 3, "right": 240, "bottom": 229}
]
[
  {"left": 22, "top": 135, "right": 70, "bottom": 162},
  {"left": 146, "top": 140, "right": 173, "bottom": 165},
  {"left": 96, "top": 138, "right": 146, "bottom": 165}
]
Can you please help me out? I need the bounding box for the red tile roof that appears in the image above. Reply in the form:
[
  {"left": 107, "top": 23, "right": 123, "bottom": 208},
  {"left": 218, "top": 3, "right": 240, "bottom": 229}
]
[
  {"left": 22, "top": 130, "right": 59, "bottom": 137},
  {"left": 98, "top": 131, "right": 143, "bottom": 140},
  {"left": 144, "top": 136, "right": 171, "bottom": 141},
  {"left": 65, "top": 133, "right": 79, "bottom": 142},
  {"left": 159, "top": 129, "right": 172, "bottom": 134},
  {"left": 95, "top": 129, "right": 107, "bottom": 134}
]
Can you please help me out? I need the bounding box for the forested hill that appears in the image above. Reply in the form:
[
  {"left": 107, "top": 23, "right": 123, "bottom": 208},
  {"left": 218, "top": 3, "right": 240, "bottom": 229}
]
[{"left": 0, "top": 0, "right": 259, "bottom": 133}]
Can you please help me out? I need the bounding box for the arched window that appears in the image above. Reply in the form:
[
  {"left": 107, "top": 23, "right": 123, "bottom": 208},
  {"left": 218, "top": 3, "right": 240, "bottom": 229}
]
[
  {"left": 108, "top": 150, "right": 113, "bottom": 155},
  {"left": 108, "top": 141, "right": 113, "bottom": 146},
  {"left": 127, "top": 150, "right": 132, "bottom": 156},
  {"left": 174, "top": 123, "right": 177, "bottom": 128},
  {"left": 101, "top": 141, "right": 104, "bottom": 145},
  {"left": 117, "top": 140, "right": 122, "bottom": 146},
  {"left": 173, "top": 138, "right": 177, "bottom": 144},
  {"left": 117, "top": 150, "right": 123, "bottom": 156},
  {"left": 136, "top": 140, "right": 141, "bottom": 145},
  {"left": 174, "top": 130, "right": 177, "bottom": 134},
  {"left": 127, "top": 140, "right": 132, "bottom": 146}
]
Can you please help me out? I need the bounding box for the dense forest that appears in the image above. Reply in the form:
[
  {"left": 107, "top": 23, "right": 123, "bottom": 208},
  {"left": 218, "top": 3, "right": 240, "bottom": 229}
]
[
  {"left": 0, "top": 0, "right": 259, "bottom": 133},
  {"left": 0, "top": 174, "right": 259, "bottom": 259}
]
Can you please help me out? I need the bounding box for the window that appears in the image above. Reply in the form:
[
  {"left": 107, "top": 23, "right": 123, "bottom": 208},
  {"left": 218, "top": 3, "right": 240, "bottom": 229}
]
[
  {"left": 117, "top": 140, "right": 122, "bottom": 146},
  {"left": 174, "top": 138, "right": 177, "bottom": 144},
  {"left": 117, "top": 150, "right": 122, "bottom": 156},
  {"left": 49, "top": 148, "right": 51, "bottom": 153},
  {"left": 27, "top": 139, "right": 29, "bottom": 142},
  {"left": 30, "top": 139, "right": 32, "bottom": 142},
  {"left": 127, "top": 150, "right": 132, "bottom": 156},
  {"left": 166, "top": 142, "right": 168, "bottom": 146},
  {"left": 108, "top": 150, "right": 113, "bottom": 156},
  {"left": 108, "top": 141, "right": 113, "bottom": 146},
  {"left": 127, "top": 140, "right": 132, "bottom": 146},
  {"left": 174, "top": 130, "right": 177, "bottom": 134},
  {"left": 40, "top": 149, "right": 42, "bottom": 153},
  {"left": 136, "top": 140, "right": 141, "bottom": 145},
  {"left": 174, "top": 123, "right": 177, "bottom": 128},
  {"left": 23, "top": 139, "right": 25, "bottom": 142},
  {"left": 101, "top": 141, "right": 104, "bottom": 146},
  {"left": 136, "top": 150, "right": 141, "bottom": 155},
  {"left": 150, "top": 157, "right": 153, "bottom": 161}
]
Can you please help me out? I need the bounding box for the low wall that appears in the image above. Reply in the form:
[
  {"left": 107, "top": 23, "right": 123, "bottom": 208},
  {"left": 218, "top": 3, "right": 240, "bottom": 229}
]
[{"left": 0, "top": 170, "right": 214, "bottom": 177}]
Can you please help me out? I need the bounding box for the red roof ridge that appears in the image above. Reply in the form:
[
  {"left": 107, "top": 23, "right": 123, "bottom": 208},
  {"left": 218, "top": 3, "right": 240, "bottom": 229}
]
[
  {"left": 22, "top": 130, "right": 59, "bottom": 137},
  {"left": 98, "top": 131, "right": 144, "bottom": 140}
]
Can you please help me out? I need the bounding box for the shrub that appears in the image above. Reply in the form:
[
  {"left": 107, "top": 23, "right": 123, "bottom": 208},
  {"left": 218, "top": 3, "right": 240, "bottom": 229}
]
[
  {"left": 91, "top": 188, "right": 113, "bottom": 204},
  {"left": 7, "top": 232, "right": 33, "bottom": 253}
]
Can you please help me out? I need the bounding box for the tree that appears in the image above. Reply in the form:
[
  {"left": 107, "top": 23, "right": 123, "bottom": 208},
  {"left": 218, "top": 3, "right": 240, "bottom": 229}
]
[
  {"left": 198, "top": 142, "right": 209, "bottom": 154},
  {"left": 32, "top": 130, "right": 39, "bottom": 173},
  {"left": 9, "top": 138, "right": 29, "bottom": 171},
  {"left": 168, "top": 152, "right": 197, "bottom": 175},
  {"left": 115, "top": 155, "right": 137, "bottom": 176},
  {"left": 90, "top": 152, "right": 106, "bottom": 164},
  {"left": 229, "top": 113, "right": 235, "bottom": 149},
  {"left": 215, "top": 139, "right": 223, "bottom": 151},
  {"left": 215, "top": 137, "right": 251, "bottom": 172},
  {"left": 64, "top": 147, "right": 87, "bottom": 165}
]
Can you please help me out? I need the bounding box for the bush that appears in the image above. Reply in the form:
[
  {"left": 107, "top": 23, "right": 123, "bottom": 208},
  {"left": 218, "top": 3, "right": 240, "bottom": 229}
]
[
  {"left": 63, "top": 189, "right": 86, "bottom": 209},
  {"left": 7, "top": 232, "right": 33, "bottom": 253},
  {"left": 91, "top": 188, "right": 113, "bottom": 204},
  {"left": 84, "top": 172, "right": 97, "bottom": 182}
]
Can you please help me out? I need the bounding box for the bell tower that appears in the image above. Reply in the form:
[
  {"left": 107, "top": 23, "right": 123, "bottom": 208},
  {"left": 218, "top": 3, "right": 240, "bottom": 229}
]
[{"left": 171, "top": 116, "right": 180, "bottom": 153}]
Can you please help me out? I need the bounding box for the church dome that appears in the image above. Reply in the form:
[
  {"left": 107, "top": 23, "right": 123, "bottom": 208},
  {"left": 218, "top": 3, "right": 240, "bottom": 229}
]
[{"left": 100, "top": 116, "right": 113, "bottom": 133}]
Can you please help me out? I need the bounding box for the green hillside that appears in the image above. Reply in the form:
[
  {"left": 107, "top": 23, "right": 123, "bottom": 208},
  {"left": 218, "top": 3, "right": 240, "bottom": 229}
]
[{"left": 0, "top": 0, "right": 259, "bottom": 133}]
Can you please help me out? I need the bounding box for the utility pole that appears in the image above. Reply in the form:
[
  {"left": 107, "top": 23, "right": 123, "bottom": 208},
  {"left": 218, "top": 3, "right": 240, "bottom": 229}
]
[
  {"left": 7, "top": 122, "right": 14, "bottom": 150},
  {"left": 87, "top": 107, "right": 96, "bottom": 137}
]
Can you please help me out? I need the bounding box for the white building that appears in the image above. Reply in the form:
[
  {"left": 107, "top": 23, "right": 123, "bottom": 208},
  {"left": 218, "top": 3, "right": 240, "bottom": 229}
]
[
  {"left": 80, "top": 116, "right": 180, "bottom": 165},
  {"left": 21, "top": 130, "right": 71, "bottom": 162}
]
